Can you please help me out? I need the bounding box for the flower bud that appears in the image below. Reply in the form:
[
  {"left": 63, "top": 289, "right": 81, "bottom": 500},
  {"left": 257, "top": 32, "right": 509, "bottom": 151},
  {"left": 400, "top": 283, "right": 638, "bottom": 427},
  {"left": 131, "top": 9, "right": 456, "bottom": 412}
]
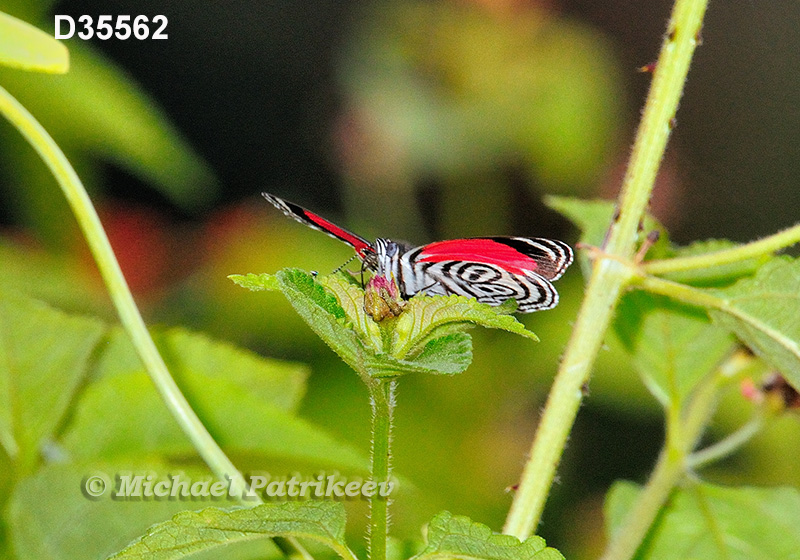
[{"left": 364, "top": 275, "right": 405, "bottom": 321}]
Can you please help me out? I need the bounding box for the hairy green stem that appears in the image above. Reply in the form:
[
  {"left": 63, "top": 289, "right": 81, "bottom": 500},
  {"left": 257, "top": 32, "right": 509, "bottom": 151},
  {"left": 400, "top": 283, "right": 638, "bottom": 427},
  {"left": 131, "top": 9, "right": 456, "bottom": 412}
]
[
  {"left": 504, "top": 259, "right": 631, "bottom": 537},
  {"left": 645, "top": 222, "right": 800, "bottom": 276},
  {"left": 503, "top": 0, "right": 709, "bottom": 538},
  {"left": 601, "top": 367, "right": 722, "bottom": 560},
  {"left": 0, "top": 84, "right": 312, "bottom": 560},
  {"left": 368, "top": 379, "right": 395, "bottom": 560}
]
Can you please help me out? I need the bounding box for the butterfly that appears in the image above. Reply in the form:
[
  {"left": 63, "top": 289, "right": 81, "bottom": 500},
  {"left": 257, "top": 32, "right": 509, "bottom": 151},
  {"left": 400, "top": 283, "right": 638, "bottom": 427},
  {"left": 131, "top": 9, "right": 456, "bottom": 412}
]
[{"left": 263, "top": 193, "right": 573, "bottom": 313}]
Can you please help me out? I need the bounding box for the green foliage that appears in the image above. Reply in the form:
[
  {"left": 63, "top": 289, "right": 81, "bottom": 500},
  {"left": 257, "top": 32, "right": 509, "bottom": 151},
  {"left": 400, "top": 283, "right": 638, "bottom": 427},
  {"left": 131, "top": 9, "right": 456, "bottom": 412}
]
[
  {"left": 412, "top": 512, "right": 563, "bottom": 560},
  {"left": 606, "top": 481, "right": 800, "bottom": 560},
  {"left": 0, "top": 11, "right": 68, "bottom": 73},
  {"left": 0, "top": 290, "right": 105, "bottom": 474},
  {"left": 108, "top": 501, "right": 353, "bottom": 560},
  {"left": 94, "top": 327, "right": 308, "bottom": 412},
  {"left": 0, "top": 239, "right": 108, "bottom": 316},
  {"left": 1, "top": 43, "right": 216, "bottom": 202},
  {"left": 710, "top": 258, "right": 800, "bottom": 391},
  {"left": 230, "top": 269, "right": 537, "bottom": 380},
  {"left": 59, "top": 326, "right": 367, "bottom": 470},
  {"left": 0, "top": 291, "right": 369, "bottom": 559},
  {"left": 6, "top": 462, "right": 217, "bottom": 560},
  {"left": 615, "top": 292, "right": 735, "bottom": 406},
  {"left": 340, "top": 2, "right": 621, "bottom": 191}
]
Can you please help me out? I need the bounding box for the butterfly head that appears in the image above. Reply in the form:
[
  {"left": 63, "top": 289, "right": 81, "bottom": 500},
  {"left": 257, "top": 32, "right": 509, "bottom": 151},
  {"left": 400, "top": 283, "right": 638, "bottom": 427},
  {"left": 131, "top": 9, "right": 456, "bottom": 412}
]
[{"left": 372, "top": 238, "right": 407, "bottom": 279}]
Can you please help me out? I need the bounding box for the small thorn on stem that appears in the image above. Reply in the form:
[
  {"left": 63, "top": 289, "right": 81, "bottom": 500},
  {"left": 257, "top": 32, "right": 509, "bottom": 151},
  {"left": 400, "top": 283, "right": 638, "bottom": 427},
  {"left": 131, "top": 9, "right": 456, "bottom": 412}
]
[
  {"left": 638, "top": 62, "right": 657, "bottom": 73},
  {"left": 634, "top": 230, "right": 661, "bottom": 263}
]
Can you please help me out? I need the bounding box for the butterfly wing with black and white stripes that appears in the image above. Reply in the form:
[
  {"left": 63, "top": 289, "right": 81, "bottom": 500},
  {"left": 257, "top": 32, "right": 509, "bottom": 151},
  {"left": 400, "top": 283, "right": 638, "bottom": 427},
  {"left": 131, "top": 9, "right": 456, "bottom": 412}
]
[{"left": 395, "top": 237, "right": 573, "bottom": 312}]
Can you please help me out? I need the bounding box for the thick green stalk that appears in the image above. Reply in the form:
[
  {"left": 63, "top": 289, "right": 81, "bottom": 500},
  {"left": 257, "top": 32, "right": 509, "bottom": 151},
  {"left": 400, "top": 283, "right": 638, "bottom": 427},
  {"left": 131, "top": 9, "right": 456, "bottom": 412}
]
[
  {"left": 367, "top": 379, "right": 395, "bottom": 560},
  {"left": 0, "top": 85, "right": 311, "bottom": 560},
  {"left": 503, "top": 0, "right": 709, "bottom": 538}
]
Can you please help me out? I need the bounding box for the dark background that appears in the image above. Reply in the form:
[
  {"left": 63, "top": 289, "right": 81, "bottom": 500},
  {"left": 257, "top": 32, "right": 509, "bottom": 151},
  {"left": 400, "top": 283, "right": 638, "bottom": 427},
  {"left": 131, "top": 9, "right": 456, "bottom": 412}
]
[{"left": 10, "top": 0, "right": 796, "bottom": 241}]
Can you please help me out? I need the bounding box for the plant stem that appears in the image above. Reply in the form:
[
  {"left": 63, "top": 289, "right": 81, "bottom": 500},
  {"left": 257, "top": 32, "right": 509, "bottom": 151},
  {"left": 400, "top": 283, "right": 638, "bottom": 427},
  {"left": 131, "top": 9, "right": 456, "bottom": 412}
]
[
  {"left": 687, "top": 415, "right": 763, "bottom": 469},
  {"left": 634, "top": 274, "right": 724, "bottom": 309},
  {"left": 503, "top": 0, "right": 709, "bottom": 539},
  {"left": 603, "top": 449, "right": 681, "bottom": 560},
  {"left": 644, "top": 222, "right": 800, "bottom": 276},
  {"left": 0, "top": 85, "right": 312, "bottom": 560},
  {"left": 601, "top": 368, "right": 722, "bottom": 560},
  {"left": 367, "top": 378, "right": 395, "bottom": 560},
  {"left": 636, "top": 274, "right": 800, "bottom": 363},
  {"left": 504, "top": 260, "right": 631, "bottom": 537}
]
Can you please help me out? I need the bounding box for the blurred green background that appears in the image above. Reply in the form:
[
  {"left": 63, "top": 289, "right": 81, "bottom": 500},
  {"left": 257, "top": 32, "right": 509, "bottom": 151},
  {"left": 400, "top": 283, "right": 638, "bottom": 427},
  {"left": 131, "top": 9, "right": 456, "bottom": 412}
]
[{"left": 1, "top": 0, "right": 799, "bottom": 558}]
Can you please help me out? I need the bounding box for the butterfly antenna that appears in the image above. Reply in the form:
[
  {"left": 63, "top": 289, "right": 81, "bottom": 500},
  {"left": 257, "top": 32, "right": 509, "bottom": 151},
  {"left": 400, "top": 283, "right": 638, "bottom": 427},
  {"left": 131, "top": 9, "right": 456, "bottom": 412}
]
[
  {"left": 331, "top": 254, "right": 359, "bottom": 275},
  {"left": 360, "top": 259, "right": 369, "bottom": 288}
]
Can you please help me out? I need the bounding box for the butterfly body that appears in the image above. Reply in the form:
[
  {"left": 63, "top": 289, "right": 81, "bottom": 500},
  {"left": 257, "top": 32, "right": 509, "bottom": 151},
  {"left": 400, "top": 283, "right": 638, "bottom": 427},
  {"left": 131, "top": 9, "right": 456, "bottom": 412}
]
[{"left": 263, "top": 193, "right": 572, "bottom": 313}]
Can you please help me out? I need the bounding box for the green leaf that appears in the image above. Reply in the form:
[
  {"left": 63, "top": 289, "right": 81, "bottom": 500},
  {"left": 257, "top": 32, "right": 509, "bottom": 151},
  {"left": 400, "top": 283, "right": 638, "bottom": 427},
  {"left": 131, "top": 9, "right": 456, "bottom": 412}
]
[
  {"left": 228, "top": 272, "right": 280, "bottom": 292},
  {"left": 108, "top": 501, "right": 354, "bottom": 560},
  {"left": 61, "top": 330, "right": 367, "bottom": 471},
  {"left": 273, "top": 269, "right": 366, "bottom": 372},
  {"left": 545, "top": 196, "right": 670, "bottom": 276},
  {"left": 5, "top": 461, "right": 233, "bottom": 560},
  {"left": 604, "top": 481, "right": 640, "bottom": 541},
  {"left": 320, "top": 273, "right": 384, "bottom": 350},
  {"left": 233, "top": 271, "right": 388, "bottom": 375},
  {"left": 392, "top": 294, "right": 538, "bottom": 359},
  {"left": 0, "top": 290, "right": 105, "bottom": 474},
  {"left": 614, "top": 292, "right": 735, "bottom": 406},
  {"left": 363, "top": 333, "right": 473, "bottom": 378},
  {"left": 605, "top": 481, "right": 800, "bottom": 560},
  {"left": 412, "top": 511, "right": 563, "bottom": 560},
  {"left": 709, "top": 258, "right": 800, "bottom": 391},
  {"left": 91, "top": 326, "right": 307, "bottom": 412},
  {"left": 0, "top": 11, "right": 68, "bottom": 73},
  {"left": 62, "top": 371, "right": 367, "bottom": 471},
  {"left": 0, "top": 238, "right": 109, "bottom": 316},
  {"left": 661, "top": 239, "right": 769, "bottom": 286},
  {"left": 156, "top": 327, "right": 309, "bottom": 412},
  {"left": 0, "top": 42, "right": 215, "bottom": 211},
  {"left": 405, "top": 332, "right": 473, "bottom": 375}
]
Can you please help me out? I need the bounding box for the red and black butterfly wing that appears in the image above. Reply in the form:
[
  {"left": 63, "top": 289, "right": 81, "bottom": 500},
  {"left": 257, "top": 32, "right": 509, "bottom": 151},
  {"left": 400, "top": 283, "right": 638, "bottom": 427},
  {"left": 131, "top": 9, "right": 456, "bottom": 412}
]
[
  {"left": 403, "top": 237, "right": 573, "bottom": 312},
  {"left": 262, "top": 193, "right": 373, "bottom": 258},
  {"left": 416, "top": 237, "right": 573, "bottom": 280}
]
